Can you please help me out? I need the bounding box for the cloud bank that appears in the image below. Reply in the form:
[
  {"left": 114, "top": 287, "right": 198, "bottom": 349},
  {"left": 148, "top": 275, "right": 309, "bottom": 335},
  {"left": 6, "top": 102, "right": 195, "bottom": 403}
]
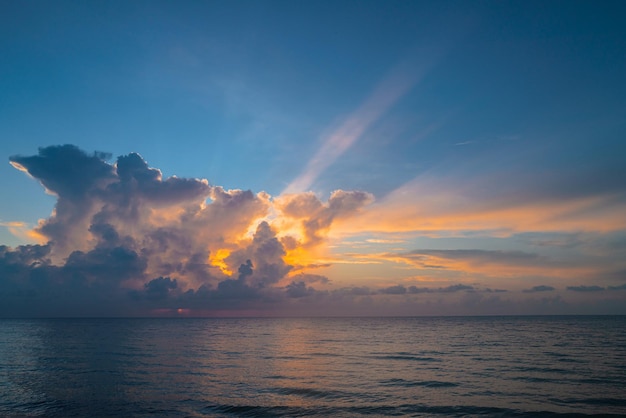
[
  {"left": 2, "top": 145, "right": 626, "bottom": 317},
  {"left": 2, "top": 145, "right": 375, "bottom": 316}
]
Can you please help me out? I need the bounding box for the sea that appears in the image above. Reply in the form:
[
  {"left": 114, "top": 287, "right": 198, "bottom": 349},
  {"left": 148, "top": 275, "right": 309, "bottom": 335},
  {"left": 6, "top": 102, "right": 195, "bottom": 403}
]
[{"left": 1, "top": 316, "right": 625, "bottom": 417}]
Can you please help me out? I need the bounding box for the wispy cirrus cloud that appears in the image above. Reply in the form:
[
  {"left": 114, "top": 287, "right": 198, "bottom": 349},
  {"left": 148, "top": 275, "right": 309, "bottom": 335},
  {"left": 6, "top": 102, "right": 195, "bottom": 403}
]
[
  {"left": 332, "top": 165, "right": 626, "bottom": 238},
  {"left": 282, "top": 54, "right": 437, "bottom": 195}
]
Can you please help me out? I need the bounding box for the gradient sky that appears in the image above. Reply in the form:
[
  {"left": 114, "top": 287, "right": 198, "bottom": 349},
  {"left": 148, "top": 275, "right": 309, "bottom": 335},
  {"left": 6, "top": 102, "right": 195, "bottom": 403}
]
[{"left": 1, "top": 0, "right": 626, "bottom": 316}]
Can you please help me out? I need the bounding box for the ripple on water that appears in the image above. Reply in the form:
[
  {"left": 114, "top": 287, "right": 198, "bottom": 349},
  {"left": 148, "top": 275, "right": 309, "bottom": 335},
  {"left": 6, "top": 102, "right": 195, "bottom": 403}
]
[{"left": 379, "top": 378, "right": 459, "bottom": 388}]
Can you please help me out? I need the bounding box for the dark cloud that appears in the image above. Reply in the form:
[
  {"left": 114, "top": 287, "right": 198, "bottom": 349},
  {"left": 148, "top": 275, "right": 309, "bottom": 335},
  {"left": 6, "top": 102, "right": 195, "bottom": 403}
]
[
  {"left": 238, "top": 260, "right": 253, "bottom": 281},
  {"left": 289, "top": 273, "right": 330, "bottom": 285},
  {"left": 0, "top": 242, "right": 146, "bottom": 316},
  {"left": 0, "top": 245, "right": 53, "bottom": 305},
  {"left": 64, "top": 246, "right": 146, "bottom": 283},
  {"left": 143, "top": 277, "right": 178, "bottom": 300},
  {"left": 523, "top": 285, "right": 556, "bottom": 293},
  {"left": 607, "top": 284, "right": 626, "bottom": 291},
  {"left": 10, "top": 145, "right": 116, "bottom": 199},
  {"left": 407, "top": 284, "right": 475, "bottom": 294},
  {"left": 215, "top": 278, "right": 260, "bottom": 301},
  {"left": 380, "top": 285, "right": 407, "bottom": 295},
  {"left": 0, "top": 244, "right": 50, "bottom": 266},
  {"left": 89, "top": 222, "right": 122, "bottom": 247},
  {"left": 285, "top": 281, "right": 317, "bottom": 298},
  {"left": 439, "top": 284, "right": 475, "bottom": 293},
  {"left": 567, "top": 285, "right": 605, "bottom": 292},
  {"left": 375, "top": 283, "right": 477, "bottom": 295},
  {"left": 111, "top": 152, "right": 212, "bottom": 206}
]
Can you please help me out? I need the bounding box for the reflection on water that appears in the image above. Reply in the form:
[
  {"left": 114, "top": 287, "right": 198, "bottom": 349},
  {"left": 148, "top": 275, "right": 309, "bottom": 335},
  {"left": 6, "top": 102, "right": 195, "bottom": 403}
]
[{"left": 1, "top": 317, "right": 625, "bottom": 416}]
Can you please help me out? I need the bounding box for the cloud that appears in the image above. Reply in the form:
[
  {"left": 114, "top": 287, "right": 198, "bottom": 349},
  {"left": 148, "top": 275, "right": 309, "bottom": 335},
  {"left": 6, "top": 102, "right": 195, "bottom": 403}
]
[
  {"left": 275, "top": 190, "right": 373, "bottom": 246},
  {"left": 282, "top": 54, "right": 435, "bottom": 194},
  {"left": 3, "top": 145, "right": 626, "bottom": 317},
  {"left": 338, "top": 169, "right": 626, "bottom": 237},
  {"left": 401, "top": 249, "right": 543, "bottom": 265},
  {"left": 0, "top": 221, "right": 42, "bottom": 243},
  {"left": 380, "top": 284, "right": 407, "bottom": 295},
  {"left": 0, "top": 241, "right": 150, "bottom": 316},
  {"left": 523, "top": 285, "right": 556, "bottom": 293},
  {"left": 285, "top": 281, "right": 317, "bottom": 298},
  {"left": 484, "top": 288, "right": 508, "bottom": 293},
  {"left": 10, "top": 145, "right": 115, "bottom": 199},
  {"left": 377, "top": 283, "right": 476, "bottom": 295},
  {"left": 377, "top": 249, "right": 558, "bottom": 278},
  {"left": 0, "top": 243, "right": 50, "bottom": 266},
  {"left": 142, "top": 277, "right": 178, "bottom": 300},
  {"left": 334, "top": 286, "right": 373, "bottom": 296},
  {"left": 345, "top": 245, "right": 622, "bottom": 286},
  {"left": 567, "top": 285, "right": 605, "bottom": 292},
  {"left": 64, "top": 245, "right": 146, "bottom": 283},
  {"left": 2, "top": 145, "right": 380, "bottom": 316},
  {"left": 224, "top": 222, "right": 292, "bottom": 288},
  {"left": 9, "top": 145, "right": 214, "bottom": 260},
  {"left": 408, "top": 284, "right": 475, "bottom": 294}
]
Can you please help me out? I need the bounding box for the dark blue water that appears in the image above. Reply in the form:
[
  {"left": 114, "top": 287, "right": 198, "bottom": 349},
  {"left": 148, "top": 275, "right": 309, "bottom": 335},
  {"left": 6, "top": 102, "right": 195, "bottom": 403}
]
[{"left": 1, "top": 316, "right": 625, "bottom": 417}]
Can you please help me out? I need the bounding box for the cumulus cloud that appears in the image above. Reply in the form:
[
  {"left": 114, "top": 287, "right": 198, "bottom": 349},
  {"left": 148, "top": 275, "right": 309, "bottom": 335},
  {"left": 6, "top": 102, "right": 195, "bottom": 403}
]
[
  {"left": 3, "top": 145, "right": 626, "bottom": 317},
  {"left": 275, "top": 190, "right": 373, "bottom": 246},
  {"left": 285, "top": 281, "right": 317, "bottom": 298},
  {"left": 1, "top": 145, "right": 380, "bottom": 316},
  {"left": 142, "top": 277, "right": 178, "bottom": 300}
]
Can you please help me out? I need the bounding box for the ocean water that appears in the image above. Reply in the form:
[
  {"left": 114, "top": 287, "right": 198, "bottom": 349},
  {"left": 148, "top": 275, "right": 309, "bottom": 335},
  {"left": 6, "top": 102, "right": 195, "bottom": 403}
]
[{"left": 1, "top": 316, "right": 625, "bottom": 417}]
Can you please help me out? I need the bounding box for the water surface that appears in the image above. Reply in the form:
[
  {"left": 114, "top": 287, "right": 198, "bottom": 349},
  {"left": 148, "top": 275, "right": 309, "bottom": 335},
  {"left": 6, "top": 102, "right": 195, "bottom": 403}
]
[{"left": 1, "top": 316, "right": 625, "bottom": 416}]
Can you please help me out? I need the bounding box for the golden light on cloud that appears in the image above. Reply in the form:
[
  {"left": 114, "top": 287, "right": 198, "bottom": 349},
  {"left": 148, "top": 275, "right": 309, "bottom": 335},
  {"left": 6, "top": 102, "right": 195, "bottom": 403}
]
[
  {"left": 211, "top": 248, "right": 233, "bottom": 276},
  {"left": 332, "top": 178, "right": 626, "bottom": 238},
  {"left": 8, "top": 161, "right": 28, "bottom": 173},
  {"left": 9, "top": 161, "right": 59, "bottom": 197},
  {"left": 1, "top": 220, "right": 48, "bottom": 244},
  {"left": 375, "top": 250, "right": 603, "bottom": 281}
]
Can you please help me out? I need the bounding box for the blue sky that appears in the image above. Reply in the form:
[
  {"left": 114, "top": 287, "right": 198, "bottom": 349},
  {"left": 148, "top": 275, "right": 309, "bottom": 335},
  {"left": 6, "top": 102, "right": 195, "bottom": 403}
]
[{"left": 1, "top": 1, "right": 625, "bottom": 316}]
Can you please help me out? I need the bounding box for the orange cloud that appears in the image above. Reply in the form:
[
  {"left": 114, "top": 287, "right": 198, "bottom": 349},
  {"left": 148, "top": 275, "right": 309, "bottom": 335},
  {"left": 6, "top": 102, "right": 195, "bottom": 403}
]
[
  {"left": 333, "top": 176, "right": 626, "bottom": 237},
  {"left": 378, "top": 249, "right": 603, "bottom": 280}
]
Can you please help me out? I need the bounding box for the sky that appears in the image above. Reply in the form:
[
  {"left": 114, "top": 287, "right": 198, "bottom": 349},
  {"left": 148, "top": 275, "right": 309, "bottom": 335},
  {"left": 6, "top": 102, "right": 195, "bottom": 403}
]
[{"left": 1, "top": 0, "right": 626, "bottom": 317}]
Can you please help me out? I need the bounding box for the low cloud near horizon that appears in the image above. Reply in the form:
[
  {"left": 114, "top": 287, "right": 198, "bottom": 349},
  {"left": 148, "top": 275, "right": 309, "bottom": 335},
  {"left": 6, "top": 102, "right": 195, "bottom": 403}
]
[{"left": 2, "top": 145, "right": 626, "bottom": 317}]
